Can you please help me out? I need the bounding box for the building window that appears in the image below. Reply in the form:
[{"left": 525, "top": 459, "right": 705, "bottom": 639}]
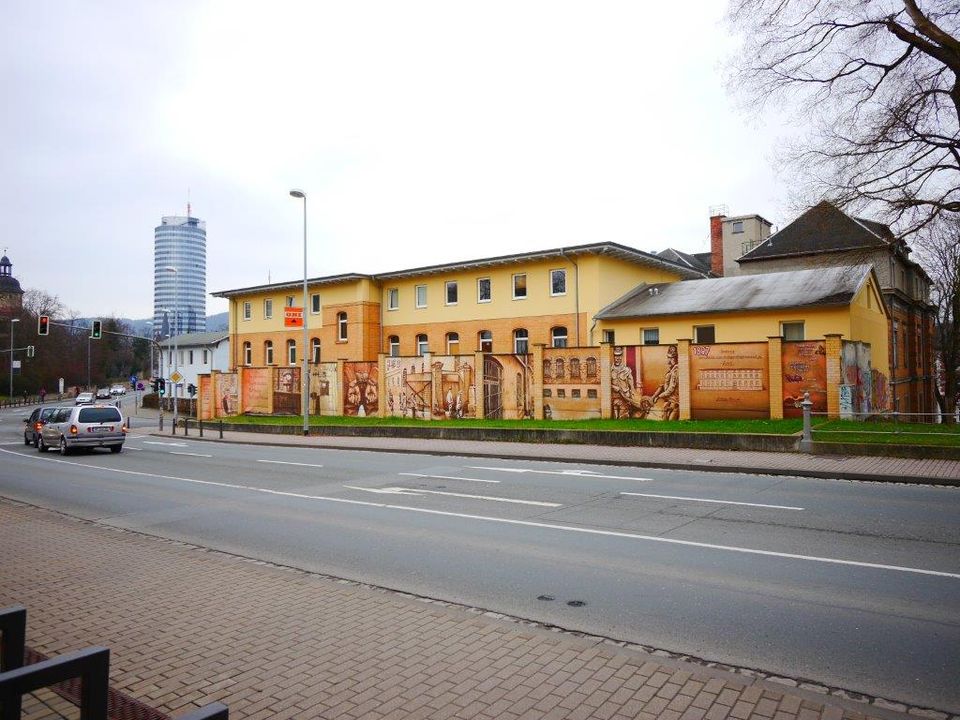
[
  {"left": 337, "top": 312, "right": 347, "bottom": 342},
  {"left": 287, "top": 339, "right": 296, "bottom": 365},
  {"left": 311, "top": 337, "right": 321, "bottom": 363},
  {"left": 445, "top": 281, "right": 458, "bottom": 305},
  {"left": 570, "top": 358, "right": 581, "bottom": 379},
  {"left": 555, "top": 359, "right": 565, "bottom": 379},
  {"left": 285, "top": 296, "right": 295, "bottom": 307},
  {"left": 513, "top": 329, "right": 528, "bottom": 354},
  {"left": 243, "top": 302, "right": 251, "bottom": 320},
  {"left": 642, "top": 328, "right": 660, "bottom": 345},
  {"left": 446, "top": 332, "right": 459, "bottom": 354},
  {"left": 551, "top": 326, "right": 568, "bottom": 348},
  {"left": 781, "top": 321, "right": 804, "bottom": 341},
  {"left": 732, "top": 220, "right": 744, "bottom": 234},
  {"left": 694, "top": 325, "right": 716, "bottom": 344},
  {"left": 479, "top": 330, "right": 493, "bottom": 353},
  {"left": 388, "top": 288, "right": 399, "bottom": 310},
  {"left": 179, "top": 350, "right": 184, "bottom": 365},
  {"left": 550, "top": 269, "right": 566, "bottom": 296},
  {"left": 586, "top": 357, "right": 598, "bottom": 379},
  {"left": 571, "top": 389, "right": 581, "bottom": 399},
  {"left": 416, "top": 284, "right": 427, "bottom": 308},
  {"left": 587, "top": 388, "right": 597, "bottom": 399},
  {"left": 602, "top": 329, "right": 615, "bottom": 344},
  {"left": 512, "top": 273, "right": 527, "bottom": 300},
  {"left": 311, "top": 293, "right": 320, "bottom": 314},
  {"left": 543, "top": 360, "right": 552, "bottom": 379},
  {"left": 264, "top": 299, "right": 273, "bottom": 319},
  {"left": 478, "top": 277, "right": 491, "bottom": 303},
  {"left": 416, "top": 334, "right": 429, "bottom": 356},
  {"left": 388, "top": 336, "right": 400, "bottom": 357},
  {"left": 203, "top": 349, "right": 208, "bottom": 364},
  {"left": 243, "top": 342, "right": 251, "bottom": 365},
  {"left": 264, "top": 340, "right": 274, "bottom": 365}
]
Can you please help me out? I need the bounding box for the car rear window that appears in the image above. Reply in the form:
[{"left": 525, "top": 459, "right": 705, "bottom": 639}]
[{"left": 78, "top": 408, "right": 122, "bottom": 423}]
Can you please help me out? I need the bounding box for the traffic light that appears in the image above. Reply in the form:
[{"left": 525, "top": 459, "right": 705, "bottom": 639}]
[
  {"left": 26, "top": 345, "right": 34, "bottom": 358},
  {"left": 90, "top": 320, "right": 102, "bottom": 339},
  {"left": 151, "top": 378, "right": 159, "bottom": 393},
  {"left": 38, "top": 315, "right": 49, "bottom": 335},
  {"left": 158, "top": 378, "right": 166, "bottom": 396},
  {"left": 187, "top": 383, "right": 197, "bottom": 397}
]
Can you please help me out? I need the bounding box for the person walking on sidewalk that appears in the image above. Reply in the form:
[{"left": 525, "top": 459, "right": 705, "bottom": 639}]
[{"left": 39, "top": 387, "right": 46, "bottom": 404}]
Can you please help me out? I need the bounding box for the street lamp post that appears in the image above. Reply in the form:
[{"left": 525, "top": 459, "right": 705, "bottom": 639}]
[
  {"left": 8, "top": 318, "right": 19, "bottom": 399},
  {"left": 164, "top": 267, "right": 179, "bottom": 432},
  {"left": 290, "top": 189, "right": 309, "bottom": 436}
]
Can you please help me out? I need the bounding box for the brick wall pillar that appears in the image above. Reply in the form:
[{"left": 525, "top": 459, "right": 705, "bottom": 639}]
[
  {"left": 825, "top": 334, "right": 843, "bottom": 419},
  {"left": 599, "top": 343, "right": 613, "bottom": 419},
  {"left": 236, "top": 366, "right": 245, "bottom": 417},
  {"left": 377, "top": 353, "right": 387, "bottom": 417},
  {"left": 533, "top": 344, "right": 545, "bottom": 420},
  {"left": 336, "top": 359, "right": 346, "bottom": 417},
  {"left": 474, "top": 351, "right": 485, "bottom": 419},
  {"left": 768, "top": 336, "right": 783, "bottom": 420},
  {"left": 677, "top": 339, "right": 692, "bottom": 421}
]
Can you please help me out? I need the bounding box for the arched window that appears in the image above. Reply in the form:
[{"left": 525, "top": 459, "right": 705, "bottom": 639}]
[
  {"left": 446, "top": 332, "right": 459, "bottom": 355},
  {"left": 337, "top": 312, "right": 348, "bottom": 341},
  {"left": 542, "top": 360, "right": 552, "bottom": 379},
  {"left": 555, "top": 358, "right": 565, "bottom": 379},
  {"left": 513, "top": 329, "right": 528, "bottom": 354},
  {"left": 551, "top": 326, "right": 568, "bottom": 348},
  {"left": 311, "top": 337, "right": 321, "bottom": 364},
  {"left": 569, "top": 358, "right": 581, "bottom": 379},
  {"left": 264, "top": 340, "right": 274, "bottom": 365},
  {"left": 478, "top": 330, "right": 493, "bottom": 353},
  {"left": 585, "top": 356, "right": 597, "bottom": 378},
  {"left": 243, "top": 342, "right": 252, "bottom": 365},
  {"left": 388, "top": 335, "right": 400, "bottom": 357},
  {"left": 287, "top": 339, "right": 296, "bottom": 365},
  {"left": 416, "top": 334, "right": 429, "bottom": 356}
]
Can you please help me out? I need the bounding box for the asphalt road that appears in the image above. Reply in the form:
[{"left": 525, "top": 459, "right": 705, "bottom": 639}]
[{"left": 1, "top": 402, "right": 958, "bottom": 712}]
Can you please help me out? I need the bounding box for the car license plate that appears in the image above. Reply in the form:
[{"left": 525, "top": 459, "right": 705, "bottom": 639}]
[{"left": 89, "top": 426, "right": 113, "bottom": 432}]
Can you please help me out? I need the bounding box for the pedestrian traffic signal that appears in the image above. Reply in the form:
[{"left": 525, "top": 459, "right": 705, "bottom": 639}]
[
  {"left": 26, "top": 345, "right": 34, "bottom": 358},
  {"left": 38, "top": 315, "right": 49, "bottom": 335},
  {"left": 187, "top": 383, "right": 197, "bottom": 397},
  {"left": 90, "top": 320, "right": 102, "bottom": 339}
]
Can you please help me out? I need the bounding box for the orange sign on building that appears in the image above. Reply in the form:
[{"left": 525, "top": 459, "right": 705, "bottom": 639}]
[{"left": 284, "top": 307, "right": 304, "bottom": 327}]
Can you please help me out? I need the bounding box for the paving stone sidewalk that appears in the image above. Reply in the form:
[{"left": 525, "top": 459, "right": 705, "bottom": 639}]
[{"left": 1, "top": 499, "right": 938, "bottom": 720}]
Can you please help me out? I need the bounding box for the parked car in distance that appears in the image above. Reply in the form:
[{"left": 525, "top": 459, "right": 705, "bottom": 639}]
[
  {"left": 23, "top": 406, "right": 64, "bottom": 447},
  {"left": 110, "top": 384, "right": 126, "bottom": 396},
  {"left": 38, "top": 404, "right": 125, "bottom": 455},
  {"left": 95, "top": 388, "right": 111, "bottom": 399},
  {"left": 75, "top": 392, "right": 95, "bottom": 405}
]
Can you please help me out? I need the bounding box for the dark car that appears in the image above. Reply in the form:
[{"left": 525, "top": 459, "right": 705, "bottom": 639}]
[{"left": 23, "top": 406, "right": 63, "bottom": 447}]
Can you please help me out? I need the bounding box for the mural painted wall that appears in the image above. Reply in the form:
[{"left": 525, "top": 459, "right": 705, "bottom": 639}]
[
  {"left": 273, "top": 367, "right": 301, "bottom": 414},
  {"left": 216, "top": 372, "right": 239, "bottom": 417},
  {"left": 343, "top": 361, "right": 379, "bottom": 416},
  {"left": 542, "top": 347, "right": 601, "bottom": 420},
  {"left": 198, "top": 374, "right": 215, "bottom": 420},
  {"left": 841, "top": 341, "right": 874, "bottom": 417},
  {"left": 690, "top": 343, "right": 770, "bottom": 420},
  {"left": 385, "top": 355, "right": 476, "bottom": 419},
  {"left": 781, "top": 341, "right": 828, "bottom": 418},
  {"left": 483, "top": 354, "right": 533, "bottom": 419},
  {"left": 606, "top": 345, "right": 679, "bottom": 421},
  {"left": 309, "top": 362, "right": 339, "bottom": 416},
  {"left": 242, "top": 367, "right": 272, "bottom": 414}
]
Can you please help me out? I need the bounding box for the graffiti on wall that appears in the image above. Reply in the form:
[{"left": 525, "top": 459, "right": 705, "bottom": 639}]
[
  {"left": 841, "top": 341, "right": 872, "bottom": 416},
  {"left": 781, "top": 341, "right": 827, "bottom": 417},
  {"left": 242, "top": 367, "right": 272, "bottom": 414},
  {"left": 689, "top": 343, "right": 769, "bottom": 419},
  {"left": 542, "top": 348, "right": 601, "bottom": 420},
  {"left": 483, "top": 354, "right": 533, "bottom": 419},
  {"left": 607, "top": 345, "right": 679, "bottom": 421},
  {"left": 309, "top": 362, "right": 339, "bottom": 416},
  {"left": 343, "top": 362, "right": 378, "bottom": 416},
  {"left": 217, "top": 372, "right": 239, "bottom": 417},
  {"left": 273, "top": 366, "right": 301, "bottom": 414},
  {"left": 385, "top": 356, "right": 476, "bottom": 419}
]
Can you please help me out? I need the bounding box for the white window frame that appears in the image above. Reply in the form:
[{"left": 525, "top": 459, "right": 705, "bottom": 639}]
[
  {"left": 243, "top": 342, "right": 252, "bottom": 365},
  {"left": 550, "top": 269, "right": 566, "bottom": 297},
  {"left": 512, "top": 273, "right": 527, "bottom": 300},
  {"left": 477, "top": 277, "right": 491, "bottom": 303},
  {"left": 264, "top": 341, "right": 274, "bottom": 365},
  {"left": 337, "top": 312, "right": 348, "bottom": 342},
  {"left": 387, "top": 288, "right": 399, "bottom": 311},
  {"left": 732, "top": 220, "right": 744, "bottom": 234},
  {"left": 416, "top": 334, "right": 429, "bottom": 356},
  {"left": 478, "top": 330, "right": 493, "bottom": 353},
  {"left": 202, "top": 349, "right": 208, "bottom": 364},
  {"left": 311, "top": 338, "right": 321, "bottom": 363},
  {"left": 446, "top": 332, "right": 459, "bottom": 354},
  {"left": 285, "top": 295, "right": 295, "bottom": 307},
  {"left": 551, "top": 327, "right": 567, "bottom": 348},
  {"left": 311, "top": 293, "right": 321, "bottom": 314},
  {"left": 287, "top": 339, "right": 297, "bottom": 365},
  {"left": 388, "top": 336, "right": 400, "bottom": 357},
  {"left": 602, "top": 330, "right": 615, "bottom": 344},
  {"left": 242, "top": 302, "right": 251, "bottom": 321},
  {"left": 415, "top": 284, "right": 427, "bottom": 309},
  {"left": 445, "top": 281, "right": 458, "bottom": 306},
  {"left": 513, "top": 329, "right": 529, "bottom": 354},
  {"left": 188, "top": 350, "right": 194, "bottom": 364},
  {"left": 263, "top": 298, "right": 273, "bottom": 319},
  {"left": 780, "top": 321, "right": 805, "bottom": 341},
  {"left": 642, "top": 328, "right": 660, "bottom": 345}
]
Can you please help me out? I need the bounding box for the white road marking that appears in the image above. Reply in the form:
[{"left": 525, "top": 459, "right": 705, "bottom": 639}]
[
  {"left": 1, "top": 448, "right": 956, "bottom": 580},
  {"left": 344, "top": 485, "right": 561, "bottom": 507},
  {"left": 170, "top": 452, "right": 212, "bottom": 458},
  {"left": 257, "top": 460, "right": 325, "bottom": 468},
  {"left": 399, "top": 472, "right": 500, "bottom": 484},
  {"left": 144, "top": 441, "right": 188, "bottom": 447},
  {"left": 0, "top": 442, "right": 25, "bottom": 446},
  {"left": 469, "top": 466, "right": 654, "bottom": 482},
  {"left": 122, "top": 446, "right": 143, "bottom": 451},
  {"left": 620, "top": 492, "right": 804, "bottom": 511}
]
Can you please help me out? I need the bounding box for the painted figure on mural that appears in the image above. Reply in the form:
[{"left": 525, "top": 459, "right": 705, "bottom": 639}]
[
  {"left": 650, "top": 345, "right": 680, "bottom": 421},
  {"left": 611, "top": 346, "right": 649, "bottom": 418},
  {"left": 346, "top": 367, "right": 379, "bottom": 416}
]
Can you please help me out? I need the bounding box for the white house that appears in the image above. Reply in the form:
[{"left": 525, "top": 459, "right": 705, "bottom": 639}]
[{"left": 158, "top": 331, "right": 230, "bottom": 391}]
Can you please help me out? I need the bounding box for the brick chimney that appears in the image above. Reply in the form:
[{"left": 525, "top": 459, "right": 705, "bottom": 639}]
[{"left": 710, "top": 212, "right": 725, "bottom": 276}]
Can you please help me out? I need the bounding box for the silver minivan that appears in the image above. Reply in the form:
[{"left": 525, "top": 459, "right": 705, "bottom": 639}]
[{"left": 38, "top": 404, "right": 126, "bottom": 455}]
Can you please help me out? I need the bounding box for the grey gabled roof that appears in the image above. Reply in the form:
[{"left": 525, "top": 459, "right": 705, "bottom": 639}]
[
  {"left": 159, "top": 331, "right": 229, "bottom": 348},
  {"left": 656, "top": 248, "right": 713, "bottom": 275},
  {"left": 596, "top": 264, "right": 875, "bottom": 319}
]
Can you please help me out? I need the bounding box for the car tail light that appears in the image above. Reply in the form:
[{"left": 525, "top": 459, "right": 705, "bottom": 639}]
[
  {"left": 69, "top": 424, "right": 78, "bottom": 435},
  {"left": 34, "top": 422, "right": 42, "bottom": 432}
]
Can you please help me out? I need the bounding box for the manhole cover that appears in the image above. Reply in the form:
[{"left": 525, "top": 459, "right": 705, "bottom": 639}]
[{"left": 566, "top": 600, "right": 586, "bottom": 607}]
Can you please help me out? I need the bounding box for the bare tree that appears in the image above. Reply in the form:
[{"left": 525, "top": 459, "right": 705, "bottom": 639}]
[{"left": 727, "top": 0, "right": 959, "bottom": 236}]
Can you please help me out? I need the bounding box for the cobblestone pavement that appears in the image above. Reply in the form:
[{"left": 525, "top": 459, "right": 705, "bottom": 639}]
[{"left": 2, "top": 499, "right": 947, "bottom": 720}]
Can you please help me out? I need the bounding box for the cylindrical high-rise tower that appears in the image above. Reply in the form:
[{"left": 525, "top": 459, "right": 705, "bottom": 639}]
[{"left": 154, "top": 215, "right": 207, "bottom": 339}]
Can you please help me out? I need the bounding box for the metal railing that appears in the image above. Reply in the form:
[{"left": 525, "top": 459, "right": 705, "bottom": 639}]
[{"left": 0, "top": 605, "right": 228, "bottom": 720}]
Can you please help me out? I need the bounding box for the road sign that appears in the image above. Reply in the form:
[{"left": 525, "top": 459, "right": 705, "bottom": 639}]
[
  {"left": 284, "top": 307, "right": 304, "bottom": 327},
  {"left": 170, "top": 371, "right": 183, "bottom": 384}
]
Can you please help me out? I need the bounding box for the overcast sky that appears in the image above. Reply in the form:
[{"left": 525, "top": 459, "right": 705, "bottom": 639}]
[{"left": 2, "top": 1, "right": 793, "bottom": 320}]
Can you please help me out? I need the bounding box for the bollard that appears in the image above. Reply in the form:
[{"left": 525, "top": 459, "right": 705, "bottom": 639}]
[
  {"left": 184, "top": 418, "right": 189, "bottom": 436},
  {"left": 219, "top": 420, "right": 223, "bottom": 439},
  {"left": 159, "top": 415, "right": 164, "bottom": 432},
  {"left": 199, "top": 419, "right": 203, "bottom": 438},
  {"left": 799, "top": 391, "right": 813, "bottom": 452},
  {"left": 172, "top": 417, "right": 177, "bottom": 435}
]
